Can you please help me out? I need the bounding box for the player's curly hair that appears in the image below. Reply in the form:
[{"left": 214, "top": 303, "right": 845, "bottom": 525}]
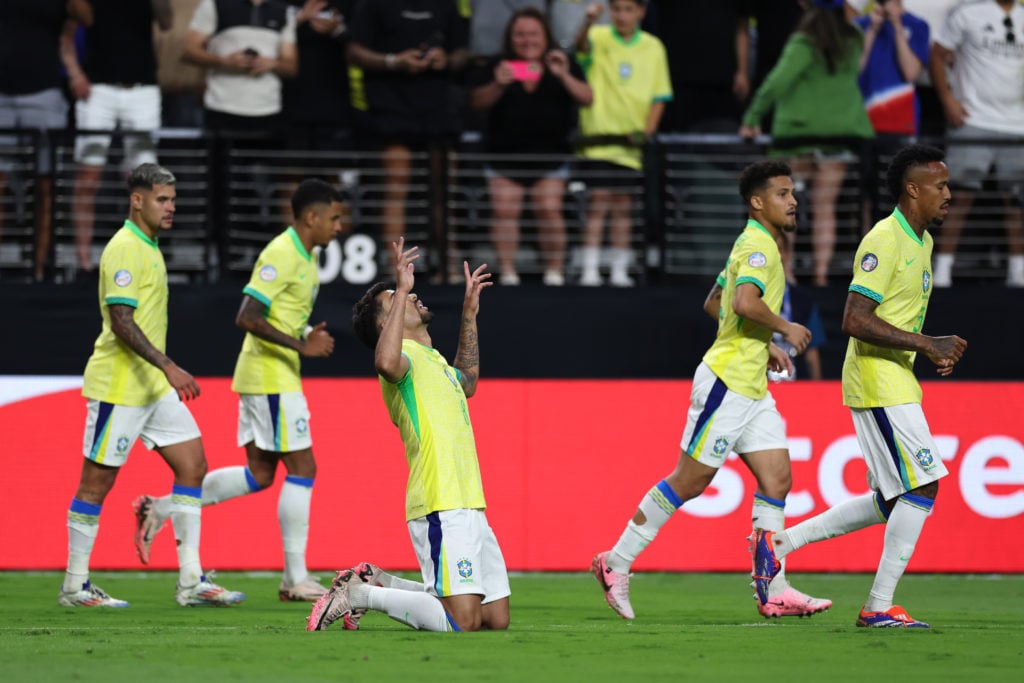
[
  {"left": 738, "top": 160, "right": 792, "bottom": 204},
  {"left": 886, "top": 144, "right": 945, "bottom": 201},
  {"left": 352, "top": 282, "right": 392, "bottom": 349}
]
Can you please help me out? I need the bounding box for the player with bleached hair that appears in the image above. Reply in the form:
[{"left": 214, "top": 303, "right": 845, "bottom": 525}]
[
  {"left": 752, "top": 144, "right": 967, "bottom": 629},
  {"left": 592, "top": 160, "right": 832, "bottom": 620}
]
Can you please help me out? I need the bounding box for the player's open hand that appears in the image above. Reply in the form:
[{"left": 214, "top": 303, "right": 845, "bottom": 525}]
[
  {"left": 767, "top": 342, "right": 795, "bottom": 377},
  {"left": 391, "top": 237, "right": 420, "bottom": 293},
  {"left": 302, "top": 322, "right": 334, "bottom": 357},
  {"left": 165, "top": 363, "right": 200, "bottom": 401},
  {"left": 927, "top": 334, "right": 967, "bottom": 376},
  {"left": 462, "top": 261, "right": 492, "bottom": 316}
]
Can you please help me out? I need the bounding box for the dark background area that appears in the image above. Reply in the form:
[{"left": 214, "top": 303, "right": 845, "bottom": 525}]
[{"left": 2, "top": 282, "right": 1018, "bottom": 380}]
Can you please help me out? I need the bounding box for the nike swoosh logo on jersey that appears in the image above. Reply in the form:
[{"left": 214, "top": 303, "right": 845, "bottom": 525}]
[{"left": 905, "top": 258, "right": 915, "bottom": 266}]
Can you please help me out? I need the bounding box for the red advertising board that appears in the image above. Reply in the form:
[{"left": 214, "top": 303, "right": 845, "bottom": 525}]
[{"left": 1, "top": 377, "right": 1021, "bottom": 573}]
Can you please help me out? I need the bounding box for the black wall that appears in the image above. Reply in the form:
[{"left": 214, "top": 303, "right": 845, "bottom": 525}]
[{"left": 3, "top": 282, "right": 1020, "bottom": 380}]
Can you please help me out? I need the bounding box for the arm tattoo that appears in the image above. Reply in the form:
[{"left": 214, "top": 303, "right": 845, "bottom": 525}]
[
  {"left": 237, "top": 296, "right": 304, "bottom": 352},
  {"left": 109, "top": 304, "right": 171, "bottom": 369},
  {"left": 453, "top": 314, "right": 480, "bottom": 395}
]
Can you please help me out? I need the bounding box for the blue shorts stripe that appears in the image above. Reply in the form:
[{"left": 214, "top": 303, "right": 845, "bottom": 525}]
[
  {"left": 686, "top": 377, "right": 728, "bottom": 454},
  {"left": 89, "top": 401, "right": 115, "bottom": 459},
  {"left": 427, "top": 512, "right": 444, "bottom": 596},
  {"left": 267, "top": 394, "right": 282, "bottom": 451},
  {"left": 870, "top": 407, "right": 911, "bottom": 491}
]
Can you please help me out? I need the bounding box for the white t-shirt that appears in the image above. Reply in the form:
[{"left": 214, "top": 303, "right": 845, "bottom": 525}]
[{"left": 934, "top": 0, "right": 1024, "bottom": 134}]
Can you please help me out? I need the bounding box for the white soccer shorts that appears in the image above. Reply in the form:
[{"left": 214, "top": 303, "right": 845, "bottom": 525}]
[
  {"left": 851, "top": 403, "right": 948, "bottom": 500},
  {"left": 82, "top": 389, "right": 201, "bottom": 466},
  {"left": 237, "top": 392, "right": 313, "bottom": 453}
]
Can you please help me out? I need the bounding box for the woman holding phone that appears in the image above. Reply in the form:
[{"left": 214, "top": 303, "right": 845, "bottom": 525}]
[{"left": 469, "top": 8, "right": 592, "bottom": 286}]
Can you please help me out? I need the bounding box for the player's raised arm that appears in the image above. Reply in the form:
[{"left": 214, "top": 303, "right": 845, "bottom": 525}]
[
  {"left": 375, "top": 238, "right": 419, "bottom": 382},
  {"left": 453, "top": 261, "right": 492, "bottom": 398}
]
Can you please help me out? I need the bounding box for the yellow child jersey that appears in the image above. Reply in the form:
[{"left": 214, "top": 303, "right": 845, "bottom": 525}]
[
  {"left": 702, "top": 220, "right": 785, "bottom": 400},
  {"left": 843, "top": 208, "right": 933, "bottom": 408},
  {"left": 82, "top": 221, "right": 171, "bottom": 406},
  {"left": 578, "top": 24, "right": 672, "bottom": 170},
  {"left": 232, "top": 227, "right": 319, "bottom": 394},
  {"left": 381, "top": 339, "right": 487, "bottom": 521}
]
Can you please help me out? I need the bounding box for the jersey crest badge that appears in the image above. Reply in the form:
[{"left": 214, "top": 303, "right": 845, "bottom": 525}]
[
  {"left": 922, "top": 270, "right": 931, "bottom": 292},
  {"left": 860, "top": 253, "right": 878, "bottom": 272},
  {"left": 747, "top": 252, "right": 767, "bottom": 268},
  {"left": 618, "top": 62, "right": 632, "bottom": 79},
  {"left": 259, "top": 265, "right": 278, "bottom": 282},
  {"left": 114, "top": 269, "right": 132, "bottom": 287}
]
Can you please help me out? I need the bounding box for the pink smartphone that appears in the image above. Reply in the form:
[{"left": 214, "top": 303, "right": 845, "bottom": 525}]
[{"left": 507, "top": 60, "right": 541, "bottom": 82}]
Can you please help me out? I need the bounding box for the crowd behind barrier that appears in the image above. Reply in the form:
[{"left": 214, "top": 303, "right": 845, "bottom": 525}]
[{"left": 0, "top": 128, "right": 1021, "bottom": 286}]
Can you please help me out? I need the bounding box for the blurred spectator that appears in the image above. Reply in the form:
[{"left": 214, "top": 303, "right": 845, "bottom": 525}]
[
  {"left": 575, "top": 0, "right": 672, "bottom": 287},
  {"left": 346, "top": 0, "right": 469, "bottom": 268},
  {"left": 154, "top": 0, "right": 206, "bottom": 128},
  {"left": 284, "top": 0, "right": 354, "bottom": 150},
  {"left": 749, "top": 0, "right": 804, "bottom": 119},
  {"left": 182, "top": 0, "right": 298, "bottom": 137},
  {"left": 930, "top": 0, "right": 1024, "bottom": 288},
  {"left": 855, "top": 0, "right": 929, "bottom": 137},
  {"left": 550, "top": 0, "right": 610, "bottom": 50},
  {"left": 0, "top": 0, "right": 92, "bottom": 281},
  {"left": 769, "top": 231, "right": 827, "bottom": 381},
  {"left": 469, "top": 7, "right": 592, "bottom": 286},
  {"left": 902, "top": 0, "right": 960, "bottom": 138},
  {"left": 741, "top": 0, "right": 874, "bottom": 287},
  {"left": 62, "top": 0, "right": 173, "bottom": 278},
  {"left": 467, "top": 0, "right": 544, "bottom": 58},
  {"left": 650, "top": 0, "right": 751, "bottom": 133}
]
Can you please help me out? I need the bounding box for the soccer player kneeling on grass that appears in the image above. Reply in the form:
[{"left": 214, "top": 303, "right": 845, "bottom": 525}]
[{"left": 306, "top": 238, "right": 510, "bottom": 633}]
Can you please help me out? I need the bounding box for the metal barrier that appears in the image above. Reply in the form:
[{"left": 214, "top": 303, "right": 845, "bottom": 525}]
[{"left": 0, "top": 129, "right": 1020, "bottom": 285}]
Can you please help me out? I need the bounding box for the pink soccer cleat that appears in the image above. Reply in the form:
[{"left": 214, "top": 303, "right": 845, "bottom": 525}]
[
  {"left": 132, "top": 495, "right": 165, "bottom": 565},
  {"left": 592, "top": 551, "right": 634, "bottom": 620},
  {"left": 307, "top": 569, "right": 362, "bottom": 631},
  {"left": 757, "top": 586, "right": 832, "bottom": 618}
]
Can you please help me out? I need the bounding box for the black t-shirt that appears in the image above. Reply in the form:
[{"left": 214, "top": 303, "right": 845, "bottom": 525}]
[
  {"left": 283, "top": 0, "right": 353, "bottom": 127},
  {"left": 82, "top": 0, "right": 158, "bottom": 85},
  {"left": 347, "top": 0, "right": 468, "bottom": 138},
  {"left": 651, "top": 0, "right": 752, "bottom": 88},
  {"left": 752, "top": 0, "right": 804, "bottom": 88},
  {"left": 468, "top": 54, "right": 584, "bottom": 156},
  {"left": 0, "top": 0, "right": 67, "bottom": 94}
]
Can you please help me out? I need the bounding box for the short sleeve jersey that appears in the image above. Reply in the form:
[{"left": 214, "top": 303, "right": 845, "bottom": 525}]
[
  {"left": 381, "top": 339, "right": 486, "bottom": 521},
  {"left": 703, "top": 220, "right": 784, "bottom": 400},
  {"left": 82, "top": 221, "right": 170, "bottom": 406},
  {"left": 577, "top": 25, "right": 672, "bottom": 169},
  {"left": 843, "top": 208, "right": 933, "bottom": 408},
  {"left": 231, "top": 227, "right": 319, "bottom": 395}
]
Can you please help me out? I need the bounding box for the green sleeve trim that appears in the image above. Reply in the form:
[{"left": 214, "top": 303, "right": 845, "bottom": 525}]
[
  {"left": 105, "top": 297, "right": 138, "bottom": 308},
  {"left": 653, "top": 94, "right": 673, "bottom": 103},
  {"left": 243, "top": 286, "right": 272, "bottom": 308},
  {"left": 849, "top": 284, "right": 883, "bottom": 303},
  {"left": 715, "top": 273, "right": 727, "bottom": 288},
  {"left": 736, "top": 275, "right": 765, "bottom": 294}
]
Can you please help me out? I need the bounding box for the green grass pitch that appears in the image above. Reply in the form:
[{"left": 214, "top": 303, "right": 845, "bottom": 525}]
[{"left": 1, "top": 571, "right": 1022, "bottom": 682}]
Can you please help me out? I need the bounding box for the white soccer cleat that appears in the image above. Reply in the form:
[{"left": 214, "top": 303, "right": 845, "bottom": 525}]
[
  {"left": 176, "top": 574, "right": 246, "bottom": 607},
  {"left": 279, "top": 575, "right": 328, "bottom": 602},
  {"left": 58, "top": 581, "right": 129, "bottom": 608}
]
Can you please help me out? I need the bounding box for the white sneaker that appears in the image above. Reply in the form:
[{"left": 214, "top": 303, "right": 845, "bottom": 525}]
[
  {"left": 933, "top": 253, "right": 954, "bottom": 288},
  {"left": 609, "top": 272, "right": 635, "bottom": 287},
  {"left": 542, "top": 270, "right": 565, "bottom": 286},
  {"left": 580, "top": 270, "right": 602, "bottom": 287},
  {"left": 1007, "top": 255, "right": 1024, "bottom": 287},
  {"left": 499, "top": 272, "right": 520, "bottom": 286},
  {"left": 279, "top": 575, "right": 328, "bottom": 602},
  {"left": 176, "top": 573, "right": 246, "bottom": 607},
  {"left": 58, "top": 581, "right": 129, "bottom": 608}
]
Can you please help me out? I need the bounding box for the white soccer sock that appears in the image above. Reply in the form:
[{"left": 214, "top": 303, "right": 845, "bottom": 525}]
[
  {"left": 152, "top": 466, "right": 259, "bottom": 522},
  {"left": 64, "top": 498, "right": 101, "bottom": 592},
  {"left": 751, "top": 494, "right": 790, "bottom": 597},
  {"left": 864, "top": 494, "right": 933, "bottom": 612},
  {"left": 169, "top": 485, "right": 203, "bottom": 586},
  {"left": 581, "top": 245, "right": 601, "bottom": 277},
  {"left": 775, "top": 492, "right": 887, "bottom": 559},
  {"left": 610, "top": 247, "right": 631, "bottom": 278},
  {"left": 279, "top": 475, "right": 313, "bottom": 586},
  {"left": 608, "top": 480, "right": 683, "bottom": 574},
  {"left": 357, "top": 584, "right": 453, "bottom": 631}
]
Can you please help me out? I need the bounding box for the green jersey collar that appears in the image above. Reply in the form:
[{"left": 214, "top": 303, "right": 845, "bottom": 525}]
[
  {"left": 287, "top": 226, "right": 312, "bottom": 262},
  {"left": 125, "top": 220, "right": 158, "bottom": 248},
  {"left": 746, "top": 219, "right": 772, "bottom": 237},
  {"left": 612, "top": 25, "right": 642, "bottom": 46},
  {"left": 892, "top": 207, "right": 924, "bottom": 246}
]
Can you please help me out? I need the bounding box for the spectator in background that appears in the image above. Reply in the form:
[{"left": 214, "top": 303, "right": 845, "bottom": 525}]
[
  {"left": 749, "top": 0, "right": 804, "bottom": 117},
  {"left": 741, "top": 0, "right": 874, "bottom": 287},
  {"left": 346, "top": 0, "right": 469, "bottom": 270},
  {"left": 284, "top": 0, "right": 354, "bottom": 150},
  {"left": 650, "top": 0, "right": 751, "bottom": 133},
  {"left": 855, "top": 0, "right": 929, "bottom": 137},
  {"left": 902, "top": 0, "right": 960, "bottom": 138},
  {"left": 154, "top": 0, "right": 206, "bottom": 128},
  {"left": 467, "top": 0, "right": 544, "bottom": 58},
  {"left": 62, "top": 0, "right": 174, "bottom": 279},
  {"left": 930, "top": 0, "right": 1024, "bottom": 288},
  {"left": 182, "top": 0, "right": 298, "bottom": 137},
  {"left": 0, "top": 0, "right": 93, "bottom": 282},
  {"left": 770, "top": 231, "right": 827, "bottom": 382},
  {"left": 550, "top": 0, "right": 610, "bottom": 51},
  {"left": 469, "top": 7, "right": 592, "bottom": 286},
  {"left": 575, "top": 0, "right": 672, "bottom": 287}
]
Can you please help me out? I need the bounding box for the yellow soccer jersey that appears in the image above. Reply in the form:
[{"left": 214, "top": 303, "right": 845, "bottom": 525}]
[
  {"left": 82, "top": 221, "right": 171, "bottom": 406},
  {"left": 232, "top": 227, "right": 319, "bottom": 394},
  {"left": 703, "top": 220, "right": 785, "bottom": 400},
  {"left": 843, "top": 208, "right": 933, "bottom": 408},
  {"left": 381, "top": 340, "right": 487, "bottom": 521},
  {"left": 578, "top": 25, "right": 673, "bottom": 169}
]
